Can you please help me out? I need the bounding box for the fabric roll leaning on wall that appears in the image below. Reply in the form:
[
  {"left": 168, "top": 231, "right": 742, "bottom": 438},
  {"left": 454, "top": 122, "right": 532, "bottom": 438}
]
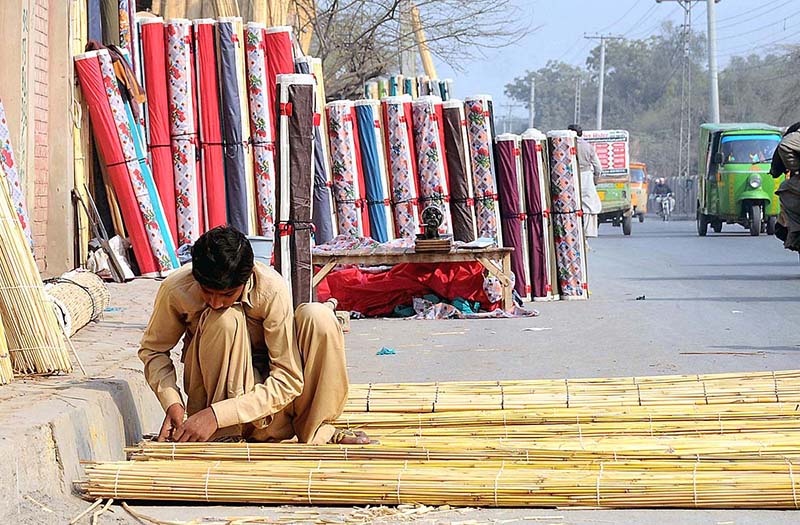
[
  {"left": 495, "top": 133, "right": 530, "bottom": 299},
  {"left": 412, "top": 95, "right": 453, "bottom": 236},
  {"left": 464, "top": 95, "right": 502, "bottom": 245},
  {"left": 216, "top": 17, "right": 251, "bottom": 234},
  {"left": 139, "top": 17, "right": 178, "bottom": 245},
  {"left": 193, "top": 19, "right": 227, "bottom": 230},
  {"left": 245, "top": 22, "right": 277, "bottom": 240},
  {"left": 231, "top": 18, "right": 257, "bottom": 235},
  {"left": 275, "top": 74, "right": 316, "bottom": 307},
  {"left": 441, "top": 99, "right": 476, "bottom": 243},
  {"left": 521, "top": 128, "right": 559, "bottom": 301},
  {"left": 381, "top": 96, "right": 421, "bottom": 239},
  {"left": 325, "top": 100, "right": 365, "bottom": 238},
  {"left": 354, "top": 99, "right": 394, "bottom": 243},
  {"left": 296, "top": 56, "right": 336, "bottom": 244},
  {"left": 165, "top": 18, "right": 203, "bottom": 247},
  {"left": 547, "top": 130, "right": 588, "bottom": 300},
  {"left": 0, "top": 98, "right": 33, "bottom": 248},
  {"left": 75, "top": 50, "right": 179, "bottom": 276}
]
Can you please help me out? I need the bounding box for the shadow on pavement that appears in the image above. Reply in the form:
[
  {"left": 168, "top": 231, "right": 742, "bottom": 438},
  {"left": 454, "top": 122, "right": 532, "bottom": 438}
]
[
  {"left": 628, "top": 274, "right": 800, "bottom": 282},
  {"left": 642, "top": 296, "right": 800, "bottom": 303}
]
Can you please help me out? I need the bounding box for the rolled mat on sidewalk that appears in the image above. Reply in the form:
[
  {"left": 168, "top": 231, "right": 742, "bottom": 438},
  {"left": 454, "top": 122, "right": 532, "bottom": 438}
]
[
  {"left": 382, "top": 96, "right": 420, "bottom": 239},
  {"left": 354, "top": 99, "right": 394, "bottom": 242},
  {"left": 547, "top": 130, "right": 588, "bottom": 300},
  {"left": 326, "top": 100, "right": 365, "bottom": 238},
  {"left": 441, "top": 99, "right": 476, "bottom": 243},
  {"left": 193, "top": 19, "right": 227, "bottom": 230},
  {"left": 412, "top": 95, "right": 453, "bottom": 236},
  {"left": 245, "top": 22, "right": 277, "bottom": 240},
  {"left": 495, "top": 133, "right": 529, "bottom": 299},
  {"left": 521, "top": 128, "right": 559, "bottom": 301},
  {"left": 275, "top": 74, "right": 316, "bottom": 306},
  {"left": 75, "top": 50, "right": 179, "bottom": 276},
  {"left": 464, "top": 95, "right": 502, "bottom": 244},
  {"left": 45, "top": 271, "right": 110, "bottom": 338}
]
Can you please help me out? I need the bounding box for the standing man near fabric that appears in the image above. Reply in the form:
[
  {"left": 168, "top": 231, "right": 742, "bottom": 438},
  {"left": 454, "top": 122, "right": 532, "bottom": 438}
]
[
  {"left": 139, "top": 226, "right": 370, "bottom": 445},
  {"left": 568, "top": 124, "right": 603, "bottom": 238}
]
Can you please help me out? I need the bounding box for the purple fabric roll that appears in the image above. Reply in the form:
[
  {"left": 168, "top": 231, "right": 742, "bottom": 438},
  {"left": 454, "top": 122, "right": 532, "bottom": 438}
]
[
  {"left": 495, "top": 135, "right": 528, "bottom": 298},
  {"left": 521, "top": 133, "right": 548, "bottom": 299}
]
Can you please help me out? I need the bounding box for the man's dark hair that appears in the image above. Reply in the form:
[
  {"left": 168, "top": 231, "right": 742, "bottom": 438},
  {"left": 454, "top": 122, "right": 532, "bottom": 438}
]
[
  {"left": 191, "top": 226, "right": 254, "bottom": 290},
  {"left": 785, "top": 122, "right": 800, "bottom": 136},
  {"left": 568, "top": 124, "right": 583, "bottom": 137}
]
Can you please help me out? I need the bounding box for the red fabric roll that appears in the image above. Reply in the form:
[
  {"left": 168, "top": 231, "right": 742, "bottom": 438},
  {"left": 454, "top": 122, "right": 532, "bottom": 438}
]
[
  {"left": 433, "top": 101, "right": 450, "bottom": 184},
  {"left": 75, "top": 51, "right": 158, "bottom": 275},
  {"left": 139, "top": 18, "right": 177, "bottom": 245},
  {"left": 349, "top": 106, "right": 371, "bottom": 238},
  {"left": 264, "top": 27, "right": 295, "bottom": 154},
  {"left": 194, "top": 20, "right": 227, "bottom": 230}
]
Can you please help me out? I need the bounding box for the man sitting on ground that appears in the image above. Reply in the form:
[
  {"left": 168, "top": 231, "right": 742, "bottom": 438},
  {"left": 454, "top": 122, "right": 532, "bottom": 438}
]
[{"left": 139, "top": 226, "right": 369, "bottom": 444}]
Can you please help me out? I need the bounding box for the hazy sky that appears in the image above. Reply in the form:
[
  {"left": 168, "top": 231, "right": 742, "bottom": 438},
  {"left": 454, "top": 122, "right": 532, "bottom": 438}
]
[{"left": 435, "top": 0, "right": 800, "bottom": 115}]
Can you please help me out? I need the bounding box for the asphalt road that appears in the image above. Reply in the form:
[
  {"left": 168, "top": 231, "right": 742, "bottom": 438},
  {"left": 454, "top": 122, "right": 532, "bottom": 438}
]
[{"left": 132, "top": 219, "right": 800, "bottom": 525}]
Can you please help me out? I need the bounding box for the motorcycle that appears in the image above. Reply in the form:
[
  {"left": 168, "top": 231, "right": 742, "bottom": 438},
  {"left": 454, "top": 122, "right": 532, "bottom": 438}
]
[{"left": 655, "top": 193, "right": 675, "bottom": 221}]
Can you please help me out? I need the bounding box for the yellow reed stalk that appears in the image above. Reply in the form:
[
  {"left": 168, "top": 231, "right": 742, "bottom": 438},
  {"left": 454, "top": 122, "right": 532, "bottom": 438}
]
[
  {"left": 70, "top": 0, "right": 90, "bottom": 266},
  {"left": 0, "top": 315, "right": 13, "bottom": 384},
  {"left": 0, "top": 176, "right": 72, "bottom": 375}
]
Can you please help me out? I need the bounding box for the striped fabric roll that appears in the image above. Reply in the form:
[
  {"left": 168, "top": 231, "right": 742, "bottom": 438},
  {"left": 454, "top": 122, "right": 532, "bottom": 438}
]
[
  {"left": 381, "top": 96, "right": 421, "bottom": 239},
  {"left": 165, "top": 19, "right": 202, "bottom": 247},
  {"left": 547, "top": 130, "right": 588, "bottom": 300},
  {"left": 464, "top": 95, "right": 502, "bottom": 244},
  {"left": 412, "top": 96, "right": 452, "bottom": 236},
  {"left": 495, "top": 133, "right": 529, "bottom": 299},
  {"left": 245, "top": 22, "right": 277, "bottom": 240},
  {"left": 354, "top": 99, "right": 395, "bottom": 242}
]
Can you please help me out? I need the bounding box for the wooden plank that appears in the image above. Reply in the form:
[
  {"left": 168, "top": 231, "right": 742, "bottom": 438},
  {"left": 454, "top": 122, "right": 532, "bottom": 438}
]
[
  {"left": 501, "top": 252, "right": 514, "bottom": 311},
  {"left": 475, "top": 256, "right": 511, "bottom": 287},
  {"left": 312, "top": 260, "right": 338, "bottom": 288}
]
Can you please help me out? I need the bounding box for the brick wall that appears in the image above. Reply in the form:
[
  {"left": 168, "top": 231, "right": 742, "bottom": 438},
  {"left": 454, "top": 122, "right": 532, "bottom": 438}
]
[{"left": 31, "top": 0, "right": 49, "bottom": 269}]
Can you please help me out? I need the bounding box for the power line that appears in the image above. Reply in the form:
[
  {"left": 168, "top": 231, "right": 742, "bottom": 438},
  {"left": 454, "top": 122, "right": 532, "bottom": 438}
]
[
  {"left": 716, "top": 9, "right": 800, "bottom": 39},
  {"left": 596, "top": 0, "right": 646, "bottom": 33},
  {"left": 716, "top": 0, "right": 795, "bottom": 30},
  {"left": 621, "top": 4, "right": 660, "bottom": 36},
  {"left": 716, "top": 0, "right": 793, "bottom": 24}
]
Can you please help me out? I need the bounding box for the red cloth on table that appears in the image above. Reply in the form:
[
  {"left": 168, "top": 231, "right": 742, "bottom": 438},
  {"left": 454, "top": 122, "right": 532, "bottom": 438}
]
[{"left": 316, "top": 261, "right": 496, "bottom": 317}]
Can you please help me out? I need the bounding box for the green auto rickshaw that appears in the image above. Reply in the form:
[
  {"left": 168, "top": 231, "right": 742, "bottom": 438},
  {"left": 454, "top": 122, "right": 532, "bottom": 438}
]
[
  {"left": 584, "top": 129, "right": 634, "bottom": 236},
  {"left": 697, "top": 123, "right": 784, "bottom": 236}
]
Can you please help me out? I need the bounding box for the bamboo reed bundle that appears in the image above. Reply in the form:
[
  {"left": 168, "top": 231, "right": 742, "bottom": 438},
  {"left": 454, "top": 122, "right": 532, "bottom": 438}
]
[
  {"left": 82, "top": 458, "right": 800, "bottom": 508},
  {"left": 0, "top": 177, "right": 71, "bottom": 375},
  {"left": 128, "top": 431, "right": 800, "bottom": 463},
  {"left": 45, "top": 270, "right": 110, "bottom": 337},
  {"left": 0, "top": 315, "right": 12, "bottom": 384},
  {"left": 345, "top": 370, "right": 800, "bottom": 413}
]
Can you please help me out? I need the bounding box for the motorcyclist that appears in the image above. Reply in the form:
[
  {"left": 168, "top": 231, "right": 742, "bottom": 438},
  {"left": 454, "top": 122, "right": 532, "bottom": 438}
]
[
  {"left": 652, "top": 178, "right": 672, "bottom": 196},
  {"left": 769, "top": 122, "right": 800, "bottom": 252}
]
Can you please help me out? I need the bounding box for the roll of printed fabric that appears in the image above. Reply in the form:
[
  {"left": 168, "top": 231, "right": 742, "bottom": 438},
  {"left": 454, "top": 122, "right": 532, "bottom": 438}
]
[
  {"left": 547, "top": 130, "right": 588, "bottom": 300},
  {"left": 441, "top": 99, "right": 476, "bottom": 242},
  {"left": 412, "top": 96, "right": 452, "bottom": 236},
  {"left": 326, "top": 100, "right": 365, "bottom": 238},
  {"left": 354, "top": 99, "right": 395, "bottom": 242},
  {"left": 364, "top": 81, "right": 379, "bottom": 100},
  {"left": 193, "top": 19, "right": 227, "bottom": 230},
  {"left": 440, "top": 79, "right": 453, "bottom": 102},
  {"left": 264, "top": 26, "right": 295, "bottom": 152},
  {"left": 464, "top": 95, "right": 502, "bottom": 244},
  {"left": 381, "top": 96, "right": 421, "bottom": 239},
  {"left": 296, "top": 56, "right": 336, "bottom": 245},
  {"left": 245, "top": 22, "right": 277, "bottom": 240},
  {"left": 403, "top": 77, "right": 415, "bottom": 99},
  {"left": 0, "top": 99, "right": 33, "bottom": 247},
  {"left": 232, "top": 18, "right": 257, "bottom": 236},
  {"left": 217, "top": 18, "right": 251, "bottom": 234},
  {"left": 521, "top": 128, "right": 559, "bottom": 301},
  {"left": 275, "top": 74, "right": 316, "bottom": 306},
  {"left": 165, "top": 19, "right": 202, "bottom": 247},
  {"left": 75, "top": 50, "right": 178, "bottom": 275},
  {"left": 495, "top": 133, "right": 529, "bottom": 299},
  {"left": 139, "top": 17, "right": 178, "bottom": 245}
]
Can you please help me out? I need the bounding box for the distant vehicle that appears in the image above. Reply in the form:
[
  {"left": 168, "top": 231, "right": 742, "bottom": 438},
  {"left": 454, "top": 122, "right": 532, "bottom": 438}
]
[
  {"left": 584, "top": 129, "right": 634, "bottom": 236},
  {"left": 629, "top": 162, "right": 649, "bottom": 222},
  {"left": 656, "top": 193, "right": 675, "bottom": 221},
  {"left": 697, "top": 123, "right": 783, "bottom": 237}
]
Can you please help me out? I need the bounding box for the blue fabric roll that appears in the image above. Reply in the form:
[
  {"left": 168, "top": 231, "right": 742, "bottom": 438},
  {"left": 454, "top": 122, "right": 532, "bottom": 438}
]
[
  {"left": 216, "top": 21, "right": 249, "bottom": 234},
  {"left": 355, "top": 104, "right": 389, "bottom": 242},
  {"left": 87, "top": 0, "right": 102, "bottom": 42}
]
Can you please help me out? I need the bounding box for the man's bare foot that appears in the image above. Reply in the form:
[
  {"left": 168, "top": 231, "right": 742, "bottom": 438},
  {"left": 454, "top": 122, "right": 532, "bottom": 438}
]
[{"left": 330, "top": 429, "right": 374, "bottom": 444}]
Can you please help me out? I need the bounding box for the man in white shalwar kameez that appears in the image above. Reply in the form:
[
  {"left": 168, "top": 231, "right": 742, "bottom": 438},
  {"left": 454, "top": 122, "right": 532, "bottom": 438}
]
[{"left": 569, "top": 124, "right": 603, "bottom": 237}]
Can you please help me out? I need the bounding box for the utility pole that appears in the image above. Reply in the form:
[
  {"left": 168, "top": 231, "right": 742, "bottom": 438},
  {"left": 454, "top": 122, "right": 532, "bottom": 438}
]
[
  {"left": 528, "top": 79, "right": 536, "bottom": 128},
  {"left": 574, "top": 77, "right": 582, "bottom": 125},
  {"left": 706, "top": 0, "right": 721, "bottom": 123},
  {"left": 584, "top": 33, "right": 623, "bottom": 130}
]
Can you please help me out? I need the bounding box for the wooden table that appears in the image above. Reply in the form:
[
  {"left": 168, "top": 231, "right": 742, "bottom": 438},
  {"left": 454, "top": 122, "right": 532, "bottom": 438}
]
[{"left": 312, "top": 246, "right": 515, "bottom": 311}]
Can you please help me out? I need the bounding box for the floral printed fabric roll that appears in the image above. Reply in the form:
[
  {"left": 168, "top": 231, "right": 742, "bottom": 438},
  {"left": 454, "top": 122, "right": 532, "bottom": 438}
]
[
  {"left": 326, "top": 100, "right": 364, "bottom": 238},
  {"left": 0, "top": 99, "right": 33, "bottom": 247},
  {"left": 381, "top": 96, "right": 421, "bottom": 239},
  {"left": 464, "top": 95, "right": 502, "bottom": 244},
  {"left": 412, "top": 96, "right": 452, "bottom": 236},
  {"left": 165, "top": 19, "right": 201, "bottom": 247},
  {"left": 245, "top": 22, "right": 277, "bottom": 240}
]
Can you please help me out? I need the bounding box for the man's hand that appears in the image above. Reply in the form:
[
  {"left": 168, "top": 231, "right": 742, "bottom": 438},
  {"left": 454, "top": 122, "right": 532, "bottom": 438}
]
[
  {"left": 157, "top": 403, "right": 185, "bottom": 442},
  {"left": 173, "top": 407, "right": 219, "bottom": 442}
]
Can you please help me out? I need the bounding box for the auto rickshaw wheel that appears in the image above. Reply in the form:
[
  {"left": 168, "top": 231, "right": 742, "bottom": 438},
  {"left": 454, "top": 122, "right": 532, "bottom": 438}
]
[
  {"left": 638, "top": 213, "right": 645, "bottom": 223},
  {"left": 697, "top": 208, "right": 709, "bottom": 237},
  {"left": 749, "top": 204, "right": 762, "bottom": 237},
  {"left": 623, "top": 215, "right": 632, "bottom": 236},
  {"left": 766, "top": 216, "right": 777, "bottom": 236},
  {"left": 712, "top": 221, "right": 723, "bottom": 234}
]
